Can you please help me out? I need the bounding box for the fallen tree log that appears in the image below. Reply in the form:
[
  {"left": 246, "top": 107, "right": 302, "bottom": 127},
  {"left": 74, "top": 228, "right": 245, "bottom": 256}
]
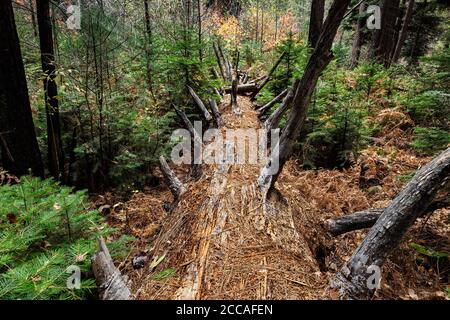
[
  {"left": 223, "top": 83, "right": 258, "bottom": 94},
  {"left": 330, "top": 147, "right": 450, "bottom": 299},
  {"left": 257, "top": 89, "right": 289, "bottom": 116},
  {"left": 159, "top": 156, "right": 186, "bottom": 200},
  {"left": 92, "top": 237, "right": 132, "bottom": 300},
  {"left": 187, "top": 86, "right": 212, "bottom": 122}
]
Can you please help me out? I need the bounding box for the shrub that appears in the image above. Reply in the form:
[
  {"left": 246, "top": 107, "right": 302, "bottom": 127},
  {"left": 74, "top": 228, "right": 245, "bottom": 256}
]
[{"left": 0, "top": 177, "right": 131, "bottom": 300}]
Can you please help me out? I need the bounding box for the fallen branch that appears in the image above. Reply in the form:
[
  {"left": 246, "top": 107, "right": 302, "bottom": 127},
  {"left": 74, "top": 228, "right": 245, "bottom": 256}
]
[
  {"left": 251, "top": 52, "right": 287, "bottom": 101},
  {"left": 187, "top": 86, "right": 212, "bottom": 122},
  {"left": 92, "top": 237, "right": 132, "bottom": 300},
  {"left": 159, "top": 156, "right": 186, "bottom": 200},
  {"left": 324, "top": 197, "right": 450, "bottom": 237},
  {"left": 257, "top": 89, "right": 289, "bottom": 116}
]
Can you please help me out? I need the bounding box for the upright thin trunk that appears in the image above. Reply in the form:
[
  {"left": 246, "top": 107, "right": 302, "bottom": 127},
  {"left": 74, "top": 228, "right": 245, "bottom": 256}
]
[
  {"left": 308, "top": 0, "right": 325, "bottom": 48},
  {"left": 349, "top": 1, "right": 367, "bottom": 69},
  {"left": 28, "top": 0, "right": 38, "bottom": 37},
  {"left": 37, "top": 0, "right": 64, "bottom": 180},
  {"left": 391, "top": 0, "right": 415, "bottom": 64},
  {"left": 197, "top": 0, "right": 203, "bottom": 62},
  {"left": 0, "top": 1, "right": 44, "bottom": 177},
  {"left": 370, "top": 0, "right": 401, "bottom": 67},
  {"left": 143, "top": 0, "right": 155, "bottom": 96}
]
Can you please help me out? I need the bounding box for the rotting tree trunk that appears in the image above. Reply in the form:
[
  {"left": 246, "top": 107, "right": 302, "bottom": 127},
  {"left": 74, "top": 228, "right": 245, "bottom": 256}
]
[
  {"left": 92, "top": 237, "right": 132, "bottom": 300},
  {"left": 308, "top": 0, "right": 325, "bottom": 48},
  {"left": 250, "top": 51, "right": 287, "bottom": 101},
  {"left": 330, "top": 147, "right": 450, "bottom": 299},
  {"left": 391, "top": 0, "right": 415, "bottom": 64},
  {"left": 160, "top": 156, "right": 186, "bottom": 200},
  {"left": 187, "top": 86, "right": 212, "bottom": 122},
  {"left": 37, "top": 0, "right": 64, "bottom": 180},
  {"left": 0, "top": 0, "right": 44, "bottom": 177},
  {"left": 258, "top": 0, "right": 352, "bottom": 194},
  {"left": 349, "top": 1, "right": 367, "bottom": 69}
]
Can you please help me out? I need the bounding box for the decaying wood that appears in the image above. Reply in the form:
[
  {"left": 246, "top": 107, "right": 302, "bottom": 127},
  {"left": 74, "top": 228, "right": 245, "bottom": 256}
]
[
  {"left": 187, "top": 86, "right": 212, "bottom": 122},
  {"left": 325, "top": 194, "right": 450, "bottom": 236},
  {"left": 330, "top": 147, "right": 450, "bottom": 299},
  {"left": 159, "top": 156, "right": 186, "bottom": 200},
  {"left": 92, "top": 237, "right": 132, "bottom": 300},
  {"left": 208, "top": 98, "right": 224, "bottom": 128},
  {"left": 324, "top": 208, "right": 384, "bottom": 236},
  {"left": 171, "top": 104, "right": 203, "bottom": 179},
  {"left": 250, "top": 51, "right": 287, "bottom": 101},
  {"left": 171, "top": 104, "right": 203, "bottom": 146},
  {"left": 257, "top": 89, "right": 289, "bottom": 116},
  {"left": 223, "top": 83, "right": 258, "bottom": 94}
]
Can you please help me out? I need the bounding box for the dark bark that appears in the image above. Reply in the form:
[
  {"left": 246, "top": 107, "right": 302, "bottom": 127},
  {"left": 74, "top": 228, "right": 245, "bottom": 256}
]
[
  {"left": 159, "top": 156, "right": 186, "bottom": 200},
  {"left": 391, "top": 0, "right": 415, "bottom": 64},
  {"left": 37, "top": 0, "right": 64, "bottom": 180},
  {"left": 370, "top": 0, "right": 401, "bottom": 67},
  {"left": 324, "top": 208, "right": 385, "bottom": 236},
  {"left": 250, "top": 51, "right": 287, "bottom": 101},
  {"left": 0, "top": 0, "right": 44, "bottom": 177},
  {"left": 143, "top": 0, "right": 155, "bottom": 97},
  {"left": 213, "top": 43, "right": 227, "bottom": 81},
  {"left": 92, "top": 238, "right": 132, "bottom": 300},
  {"left": 223, "top": 83, "right": 258, "bottom": 94},
  {"left": 258, "top": 0, "right": 352, "bottom": 194},
  {"left": 330, "top": 147, "right": 450, "bottom": 299},
  {"left": 308, "top": 0, "right": 325, "bottom": 48},
  {"left": 230, "top": 77, "right": 241, "bottom": 116},
  {"left": 349, "top": 1, "right": 367, "bottom": 69}
]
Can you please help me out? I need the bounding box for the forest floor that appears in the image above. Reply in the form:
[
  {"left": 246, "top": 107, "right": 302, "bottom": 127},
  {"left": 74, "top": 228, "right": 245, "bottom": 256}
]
[{"left": 99, "top": 94, "right": 449, "bottom": 300}]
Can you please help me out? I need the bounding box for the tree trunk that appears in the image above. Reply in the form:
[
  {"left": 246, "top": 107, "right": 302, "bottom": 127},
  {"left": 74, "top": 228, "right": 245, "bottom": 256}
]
[
  {"left": 391, "top": 0, "right": 415, "bottom": 64},
  {"left": 223, "top": 83, "right": 258, "bottom": 94},
  {"left": 308, "top": 0, "right": 325, "bottom": 48},
  {"left": 370, "top": 0, "right": 401, "bottom": 67},
  {"left": 330, "top": 147, "right": 450, "bottom": 299},
  {"left": 37, "top": 0, "right": 64, "bottom": 180},
  {"left": 258, "top": 0, "right": 352, "bottom": 194},
  {"left": 349, "top": 1, "right": 367, "bottom": 69},
  {"left": 0, "top": 0, "right": 44, "bottom": 177},
  {"left": 92, "top": 238, "right": 132, "bottom": 300},
  {"left": 28, "top": 0, "right": 38, "bottom": 38},
  {"left": 143, "top": 0, "right": 155, "bottom": 97}
]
